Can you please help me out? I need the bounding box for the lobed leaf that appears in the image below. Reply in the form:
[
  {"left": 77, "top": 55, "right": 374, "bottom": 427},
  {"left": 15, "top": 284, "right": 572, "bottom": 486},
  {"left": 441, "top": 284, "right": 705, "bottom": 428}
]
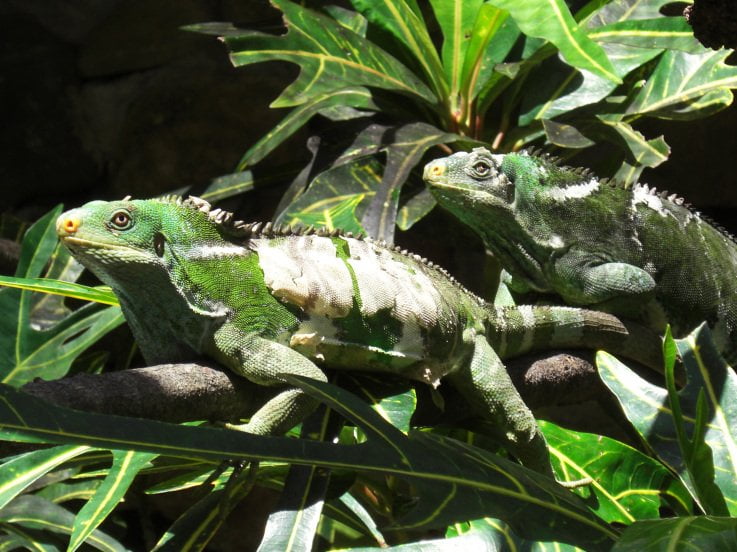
[
  {"left": 350, "top": 0, "right": 446, "bottom": 99},
  {"left": 201, "top": 0, "right": 435, "bottom": 108}
]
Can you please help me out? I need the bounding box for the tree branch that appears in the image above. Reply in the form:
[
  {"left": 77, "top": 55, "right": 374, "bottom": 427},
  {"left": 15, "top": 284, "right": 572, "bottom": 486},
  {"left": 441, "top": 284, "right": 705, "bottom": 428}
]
[
  {"left": 20, "top": 352, "right": 606, "bottom": 422},
  {"left": 21, "top": 362, "right": 275, "bottom": 423}
]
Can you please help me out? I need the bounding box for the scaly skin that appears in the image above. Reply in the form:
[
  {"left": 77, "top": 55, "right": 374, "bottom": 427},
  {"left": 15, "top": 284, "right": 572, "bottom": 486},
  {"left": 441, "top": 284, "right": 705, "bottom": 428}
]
[
  {"left": 424, "top": 147, "right": 737, "bottom": 364},
  {"left": 56, "top": 196, "right": 661, "bottom": 477}
]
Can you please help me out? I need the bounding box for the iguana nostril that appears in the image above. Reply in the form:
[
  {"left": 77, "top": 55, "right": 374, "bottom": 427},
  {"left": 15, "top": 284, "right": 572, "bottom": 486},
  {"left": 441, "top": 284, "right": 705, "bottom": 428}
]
[
  {"left": 58, "top": 216, "right": 80, "bottom": 235},
  {"left": 423, "top": 161, "right": 445, "bottom": 180}
]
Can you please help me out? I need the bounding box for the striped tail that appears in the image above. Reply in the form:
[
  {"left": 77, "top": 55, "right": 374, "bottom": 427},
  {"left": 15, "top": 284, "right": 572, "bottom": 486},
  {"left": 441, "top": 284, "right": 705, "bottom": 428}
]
[{"left": 486, "top": 305, "right": 664, "bottom": 372}]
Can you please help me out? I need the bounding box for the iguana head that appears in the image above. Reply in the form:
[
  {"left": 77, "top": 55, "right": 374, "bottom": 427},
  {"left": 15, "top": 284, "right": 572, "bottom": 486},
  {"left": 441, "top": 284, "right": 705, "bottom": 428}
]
[
  {"left": 56, "top": 196, "right": 224, "bottom": 288},
  {"left": 423, "top": 148, "right": 587, "bottom": 291},
  {"left": 424, "top": 147, "right": 581, "bottom": 214}
]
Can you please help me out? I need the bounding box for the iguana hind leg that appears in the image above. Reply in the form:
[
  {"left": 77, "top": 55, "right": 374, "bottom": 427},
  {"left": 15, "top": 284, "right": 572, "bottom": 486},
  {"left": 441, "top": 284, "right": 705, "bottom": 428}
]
[{"left": 448, "top": 331, "right": 554, "bottom": 477}]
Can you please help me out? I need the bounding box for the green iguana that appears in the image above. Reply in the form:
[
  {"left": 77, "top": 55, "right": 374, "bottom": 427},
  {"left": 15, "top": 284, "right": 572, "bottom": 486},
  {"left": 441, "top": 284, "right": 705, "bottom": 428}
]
[
  {"left": 424, "top": 147, "right": 737, "bottom": 364},
  {"left": 56, "top": 196, "right": 660, "bottom": 477}
]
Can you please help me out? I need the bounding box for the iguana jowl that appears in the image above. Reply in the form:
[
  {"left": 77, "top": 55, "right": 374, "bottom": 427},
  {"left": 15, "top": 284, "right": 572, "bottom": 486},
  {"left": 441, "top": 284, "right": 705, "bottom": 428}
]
[
  {"left": 424, "top": 148, "right": 737, "bottom": 364},
  {"left": 56, "top": 196, "right": 659, "bottom": 477}
]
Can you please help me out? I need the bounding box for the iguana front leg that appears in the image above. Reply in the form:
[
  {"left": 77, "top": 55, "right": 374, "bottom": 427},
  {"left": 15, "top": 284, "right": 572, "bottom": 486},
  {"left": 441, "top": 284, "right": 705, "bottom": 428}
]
[
  {"left": 448, "top": 330, "right": 554, "bottom": 477},
  {"left": 552, "top": 249, "right": 656, "bottom": 316},
  {"left": 214, "top": 327, "right": 327, "bottom": 435}
]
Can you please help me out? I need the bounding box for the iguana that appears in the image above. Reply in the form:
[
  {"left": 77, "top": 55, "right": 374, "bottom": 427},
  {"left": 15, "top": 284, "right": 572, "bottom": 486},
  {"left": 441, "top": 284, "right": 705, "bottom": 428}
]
[
  {"left": 56, "top": 196, "right": 660, "bottom": 478},
  {"left": 424, "top": 147, "right": 737, "bottom": 364}
]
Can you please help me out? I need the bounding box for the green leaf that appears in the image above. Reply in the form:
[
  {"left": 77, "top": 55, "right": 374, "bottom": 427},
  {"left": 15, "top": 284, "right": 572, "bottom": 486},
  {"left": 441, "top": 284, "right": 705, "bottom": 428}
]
[
  {"left": 327, "top": 492, "right": 386, "bottom": 546},
  {"left": 396, "top": 189, "right": 437, "bottom": 231},
  {"left": 589, "top": 17, "right": 703, "bottom": 53},
  {"left": 350, "top": 0, "right": 446, "bottom": 99},
  {"left": 197, "top": 0, "right": 435, "bottom": 108},
  {"left": 613, "top": 516, "right": 737, "bottom": 551},
  {"left": 460, "top": 4, "right": 514, "bottom": 101},
  {"left": 0, "top": 208, "right": 124, "bottom": 386},
  {"left": 324, "top": 5, "right": 368, "bottom": 36},
  {"left": 68, "top": 450, "right": 156, "bottom": 552},
  {"left": 0, "top": 277, "right": 118, "bottom": 306},
  {"left": 360, "top": 122, "right": 463, "bottom": 242},
  {"left": 597, "top": 118, "right": 670, "bottom": 183},
  {"left": 275, "top": 157, "right": 378, "bottom": 234},
  {"left": 0, "top": 446, "right": 91, "bottom": 510},
  {"left": 541, "top": 421, "right": 690, "bottom": 523},
  {"left": 542, "top": 119, "right": 595, "bottom": 148},
  {"left": 485, "top": 0, "right": 621, "bottom": 84},
  {"left": 35, "top": 479, "right": 102, "bottom": 504},
  {"left": 0, "top": 381, "right": 617, "bottom": 550},
  {"left": 445, "top": 517, "right": 586, "bottom": 551},
  {"left": 259, "top": 409, "right": 341, "bottom": 552},
  {"left": 0, "top": 495, "right": 125, "bottom": 552},
  {"left": 340, "top": 374, "right": 416, "bottom": 434},
  {"left": 519, "top": 41, "right": 660, "bottom": 125},
  {"left": 627, "top": 49, "right": 737, "bottom": 119},
  {"left": 597, "top": 325, "right": 737, "bottom": 516},
  {"left": 429, "top": 0, "right": 484, "bottom": 99},
  {"left": 153, "top": 465, "right": 255, "bottom": 552}
]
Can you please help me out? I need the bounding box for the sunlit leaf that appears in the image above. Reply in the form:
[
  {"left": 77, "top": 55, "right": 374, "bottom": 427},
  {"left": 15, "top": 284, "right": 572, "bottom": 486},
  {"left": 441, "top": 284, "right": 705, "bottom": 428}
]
[
  {"left": 597, "top": 325, "right": 737, "bottom": 516},
  {"left": 613, "top": 516, "right": 737, "bottom": 551},
  {"left": 627, "top": 49, "right": 737, "bottom": 119},
  {"left": 0, "top": 277, "right": 118, "bottom": 306},
  {"left": 541, "top": 421, "right": 691, "bottom": 523},
  {"left": 590, "top": 17, "right": 702, "bottom": 53},
  {"left": 68, "top": 450, "right": 156, "bottom": 552},
  {"left": 0, "top": 446, "right": 91, "bottom": 510},
  {"left": 276, "top": 157, "right": 380, "bottom": 233},
  {"left": 485, "top": 0, "right": 621, "bottom": 83},
  {"left": 429, "top": 0, "right": 484, "bottom": 98}
]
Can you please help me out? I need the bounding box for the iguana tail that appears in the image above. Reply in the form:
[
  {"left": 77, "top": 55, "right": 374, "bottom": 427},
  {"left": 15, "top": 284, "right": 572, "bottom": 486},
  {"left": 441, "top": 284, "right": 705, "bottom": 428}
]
[{"left": 487, "top": 305, "right": 664, "bottom": 372}]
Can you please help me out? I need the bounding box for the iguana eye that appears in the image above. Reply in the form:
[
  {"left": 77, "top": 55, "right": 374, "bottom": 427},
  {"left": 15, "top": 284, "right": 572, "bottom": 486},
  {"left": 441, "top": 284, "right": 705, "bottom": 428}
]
[
  {"left": 471, "top": 160, "right": 491, "bottom": 178},
  {"left": 109, "top": 210, "right": 132, "bottom": 230}
]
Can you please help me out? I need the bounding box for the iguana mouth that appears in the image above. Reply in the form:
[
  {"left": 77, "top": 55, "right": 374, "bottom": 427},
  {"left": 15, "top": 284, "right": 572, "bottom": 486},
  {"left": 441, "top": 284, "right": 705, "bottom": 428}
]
[
  {"left": 59, "top": 236, "right": 134, "bottom": 252},
  {"left": 427, "top": 179, "right": 472, "bottom": 192}
]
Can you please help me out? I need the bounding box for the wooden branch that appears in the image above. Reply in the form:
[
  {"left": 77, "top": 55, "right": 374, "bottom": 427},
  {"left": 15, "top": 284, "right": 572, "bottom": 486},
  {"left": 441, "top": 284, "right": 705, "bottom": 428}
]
[
  {"left": 20, "top": 352, "right": 605, "bottom": 422},
  {"left": 21, "top": 362, "right": 275, "bottom": 423}
]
